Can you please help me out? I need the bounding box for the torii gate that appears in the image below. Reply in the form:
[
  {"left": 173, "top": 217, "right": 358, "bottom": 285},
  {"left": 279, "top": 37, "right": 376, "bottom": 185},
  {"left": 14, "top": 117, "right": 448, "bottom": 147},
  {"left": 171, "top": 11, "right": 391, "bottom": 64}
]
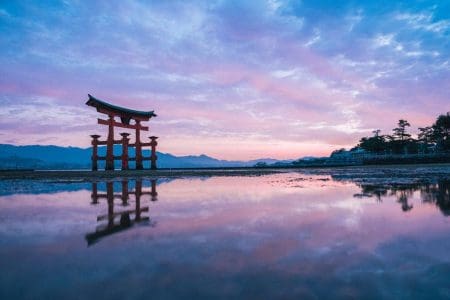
[{"left": 86, "top": 94, "right": 158, "bottom": 171}]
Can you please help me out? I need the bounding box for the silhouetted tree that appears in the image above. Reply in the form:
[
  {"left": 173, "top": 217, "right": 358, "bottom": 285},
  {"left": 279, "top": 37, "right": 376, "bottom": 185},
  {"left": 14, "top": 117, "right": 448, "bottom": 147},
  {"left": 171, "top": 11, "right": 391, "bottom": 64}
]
[
  {"left": 418, "top": 126, "right": 434, "bottom": 153},
  {"left": 372, "top": 129, "right": 381, "bottom": 137},
  {"left": 358, "top": 131, "right": 387, "bottom": 154},
  {"left": 393, "top": 119, "right": 411, "bottom": 142},
  {"left": 433, "top": 113, "right": 450, "bottom": 151},
  {"left": 390, "top": 119, "right": 411, "bottom": 154},
  {"left": 330, "top": 148, "right": 346, "bottom": 156},
  {"left": 330, "top": 112, "right": 450, "bottom": 159}
]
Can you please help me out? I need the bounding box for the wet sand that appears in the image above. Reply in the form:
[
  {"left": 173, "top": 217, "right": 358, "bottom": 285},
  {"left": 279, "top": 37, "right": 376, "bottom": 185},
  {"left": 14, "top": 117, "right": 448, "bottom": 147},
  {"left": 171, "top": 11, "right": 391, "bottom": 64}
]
[
  {"left": 0, "top": 168, "right": 283, "bottom": 180},
  {"left": 1, "top": 163, "right": 450, "bottom": 185}
]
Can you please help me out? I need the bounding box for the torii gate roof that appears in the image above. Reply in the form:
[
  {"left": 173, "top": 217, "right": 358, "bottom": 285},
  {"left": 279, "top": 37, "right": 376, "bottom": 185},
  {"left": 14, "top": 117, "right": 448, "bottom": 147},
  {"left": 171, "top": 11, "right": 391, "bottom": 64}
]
[{"left": 86, "top": 94, "right": 157, "bottom": 120}]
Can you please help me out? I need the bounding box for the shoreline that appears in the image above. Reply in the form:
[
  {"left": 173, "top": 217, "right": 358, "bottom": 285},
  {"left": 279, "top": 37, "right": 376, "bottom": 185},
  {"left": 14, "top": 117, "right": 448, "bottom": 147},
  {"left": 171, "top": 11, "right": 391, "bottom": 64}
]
[{"left": 1, "top": 162, "right": 450, "bottom": 181}]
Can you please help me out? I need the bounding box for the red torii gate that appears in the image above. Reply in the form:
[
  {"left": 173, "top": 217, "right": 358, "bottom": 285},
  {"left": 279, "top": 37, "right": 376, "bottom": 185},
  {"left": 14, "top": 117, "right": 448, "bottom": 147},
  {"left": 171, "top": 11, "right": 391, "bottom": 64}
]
[{"left": 86, "top": 94, "right": 158, "bottom": 171}]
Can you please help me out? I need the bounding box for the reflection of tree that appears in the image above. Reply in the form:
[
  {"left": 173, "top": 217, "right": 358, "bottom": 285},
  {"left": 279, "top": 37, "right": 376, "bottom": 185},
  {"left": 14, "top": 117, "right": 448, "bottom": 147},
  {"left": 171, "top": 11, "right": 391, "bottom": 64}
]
[
  {"left": 357, "top": 184, "right": 417, "bottom": 212},
  {"left": 396, "top": 190, "right": 413, "bottom": 212},
  {"left": 85, "top": 179, "right": 158, "bottom": 246},
  {"left": 386, "top": 186, "right": 415, "bottom": 212},
  {"left": 358, "top": 185, "right": 388, "bottom": 202},
  {"left": 420, "top": 180, "right": 450, "bottom": 216},
  {"left": 355, "top": 181, "right": 450, "bottom": 215}
]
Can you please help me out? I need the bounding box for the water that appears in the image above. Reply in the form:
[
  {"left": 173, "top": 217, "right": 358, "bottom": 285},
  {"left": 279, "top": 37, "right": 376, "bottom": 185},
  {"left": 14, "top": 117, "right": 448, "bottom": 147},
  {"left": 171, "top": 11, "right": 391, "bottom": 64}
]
[{"left": 0, "top": 172, "right": 449, "bottom": 299}]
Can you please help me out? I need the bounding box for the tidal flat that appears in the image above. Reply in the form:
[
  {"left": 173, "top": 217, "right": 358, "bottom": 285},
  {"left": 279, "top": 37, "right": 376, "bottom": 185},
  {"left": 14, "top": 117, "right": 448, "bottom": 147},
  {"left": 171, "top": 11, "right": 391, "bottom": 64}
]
[{"left": 0, "top": 165, "right": 449, "bottom": 299}]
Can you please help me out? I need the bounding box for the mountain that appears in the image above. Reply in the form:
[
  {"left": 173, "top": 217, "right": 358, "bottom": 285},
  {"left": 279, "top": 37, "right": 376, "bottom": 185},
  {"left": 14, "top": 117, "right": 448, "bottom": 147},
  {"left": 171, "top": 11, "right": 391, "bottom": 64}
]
[{"left": 0, "top": 144, "right": 293, "bottom": 170}]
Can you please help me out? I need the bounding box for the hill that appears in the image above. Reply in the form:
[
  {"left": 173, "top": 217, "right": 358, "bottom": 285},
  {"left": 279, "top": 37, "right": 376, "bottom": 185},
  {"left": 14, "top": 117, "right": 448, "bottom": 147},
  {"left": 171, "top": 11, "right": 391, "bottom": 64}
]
[{"left": 0, "top": 144, "right": 291, "bottom": 170}]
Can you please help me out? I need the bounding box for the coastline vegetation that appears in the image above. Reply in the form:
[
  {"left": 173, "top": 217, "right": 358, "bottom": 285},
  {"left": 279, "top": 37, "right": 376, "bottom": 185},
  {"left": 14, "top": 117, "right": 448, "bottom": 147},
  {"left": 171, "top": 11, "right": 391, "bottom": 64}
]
[
  {"left": 355, "top": 112, "right": 450, "bottom": 155},
  {"left": 288, "top": 112, "right": 450, "bottom": 167}
]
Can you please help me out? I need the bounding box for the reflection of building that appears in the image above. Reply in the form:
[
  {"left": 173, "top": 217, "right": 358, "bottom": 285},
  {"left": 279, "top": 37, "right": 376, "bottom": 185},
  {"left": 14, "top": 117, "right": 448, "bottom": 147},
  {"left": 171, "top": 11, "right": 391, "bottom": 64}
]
[{"left": 86, "top": 179, "right": 158, "bottom": 246}]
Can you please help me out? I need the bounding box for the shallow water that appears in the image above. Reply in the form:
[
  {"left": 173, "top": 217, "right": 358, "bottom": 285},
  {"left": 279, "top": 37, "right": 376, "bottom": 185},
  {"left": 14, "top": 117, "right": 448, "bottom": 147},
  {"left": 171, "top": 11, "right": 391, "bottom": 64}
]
[{"left": 0, "top": 173, "right": 449, "bottom": 299}]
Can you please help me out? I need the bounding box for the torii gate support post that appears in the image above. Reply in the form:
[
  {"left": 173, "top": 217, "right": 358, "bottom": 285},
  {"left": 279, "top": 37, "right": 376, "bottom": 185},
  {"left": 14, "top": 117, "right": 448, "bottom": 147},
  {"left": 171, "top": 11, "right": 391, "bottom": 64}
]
[
  {"left": 150, "top": 136, "right": 158, "bottom": 170},
  {"left": 135, "top": 121, "right": 143, "bottom": 170},
  {"left": 90, "top": 135, "right": 101, "bottom": 171},
  {"left": 120, "top": 133, "right": 130, "bottom": 170},
  {"left": 106, "top": 115, "right": 115, "bottom": 170}
]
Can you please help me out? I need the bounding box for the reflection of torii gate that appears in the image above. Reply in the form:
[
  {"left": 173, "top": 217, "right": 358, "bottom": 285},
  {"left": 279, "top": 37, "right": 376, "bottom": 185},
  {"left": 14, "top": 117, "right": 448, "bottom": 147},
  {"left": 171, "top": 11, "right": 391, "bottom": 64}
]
[
  {"left": 86, "top": 94, "right": 158, "bottom": 171},
  {"left": 86, "top": 179, "right": 158, "bottom": 246}
]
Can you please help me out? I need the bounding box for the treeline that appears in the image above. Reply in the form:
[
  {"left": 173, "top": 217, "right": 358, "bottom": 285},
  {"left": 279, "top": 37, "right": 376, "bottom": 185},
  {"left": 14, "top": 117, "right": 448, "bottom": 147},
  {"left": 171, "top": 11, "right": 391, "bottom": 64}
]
[{"left": 354, "top": 112, "right": 450, "bottom": 155}]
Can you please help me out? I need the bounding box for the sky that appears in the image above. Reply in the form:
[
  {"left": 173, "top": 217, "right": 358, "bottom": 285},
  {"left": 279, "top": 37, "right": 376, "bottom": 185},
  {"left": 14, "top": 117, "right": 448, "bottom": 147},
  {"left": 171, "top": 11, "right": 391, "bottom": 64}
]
[{"left": 0, "top": 0, "right": 449, "bottom": 160}]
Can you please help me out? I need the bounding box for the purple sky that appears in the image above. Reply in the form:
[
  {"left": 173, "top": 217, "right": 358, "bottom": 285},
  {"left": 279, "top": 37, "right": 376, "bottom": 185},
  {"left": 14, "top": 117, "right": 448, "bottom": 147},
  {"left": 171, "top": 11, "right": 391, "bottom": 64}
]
[{"left": 0, "top": 1, "right": 449, "bottom": 160}]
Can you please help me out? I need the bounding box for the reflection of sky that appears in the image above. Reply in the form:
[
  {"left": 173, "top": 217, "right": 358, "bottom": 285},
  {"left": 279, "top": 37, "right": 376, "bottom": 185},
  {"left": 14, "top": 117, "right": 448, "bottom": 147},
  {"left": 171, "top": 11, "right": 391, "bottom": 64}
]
[
  {"left": 1, "top": 1, "right": 449, "bottom": 160},
  {"left": 0, "top": 174, "right": 449, "bottom": 298}
]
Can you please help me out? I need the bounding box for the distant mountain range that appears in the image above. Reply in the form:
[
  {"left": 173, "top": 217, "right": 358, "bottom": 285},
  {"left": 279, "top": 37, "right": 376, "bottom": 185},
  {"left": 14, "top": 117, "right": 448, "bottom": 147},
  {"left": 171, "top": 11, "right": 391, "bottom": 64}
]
[{"left": 0, "top": 144, "right": 294, "bottom": 170}]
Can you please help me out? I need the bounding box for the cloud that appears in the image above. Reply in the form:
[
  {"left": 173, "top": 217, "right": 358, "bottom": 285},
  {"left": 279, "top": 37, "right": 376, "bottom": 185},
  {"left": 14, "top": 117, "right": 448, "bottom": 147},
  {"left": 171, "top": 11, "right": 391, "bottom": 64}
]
[{"left": 0, "top": 0, "right": 449, "bottom": 159}]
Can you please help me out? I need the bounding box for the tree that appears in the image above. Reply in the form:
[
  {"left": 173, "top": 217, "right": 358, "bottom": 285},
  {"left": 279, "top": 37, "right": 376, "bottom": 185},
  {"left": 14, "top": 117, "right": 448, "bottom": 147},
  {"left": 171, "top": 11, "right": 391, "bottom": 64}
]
[
  {"left": 358, "top": 130, "right": 387, "bottom": 154},
  {"left": 433, "top": 113, "right": 450, "bottom": 151},
  {"left": 418, "top": 126, "right": 434, "bottom": 153},
  {"left": 391, "top": 119, "right": 412, "bottom": 154},
  {"left": 330, "top": 148, "right": 347, "bottom": 156},
  {"left": 418, "top": 126, "right": 434, "bottom": 142},
  {"left": 372, "top": 129, "right": 381, "bottom": 137},
  {"left": 392, "top": 119, "right": 411, "bottom": 142}
]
